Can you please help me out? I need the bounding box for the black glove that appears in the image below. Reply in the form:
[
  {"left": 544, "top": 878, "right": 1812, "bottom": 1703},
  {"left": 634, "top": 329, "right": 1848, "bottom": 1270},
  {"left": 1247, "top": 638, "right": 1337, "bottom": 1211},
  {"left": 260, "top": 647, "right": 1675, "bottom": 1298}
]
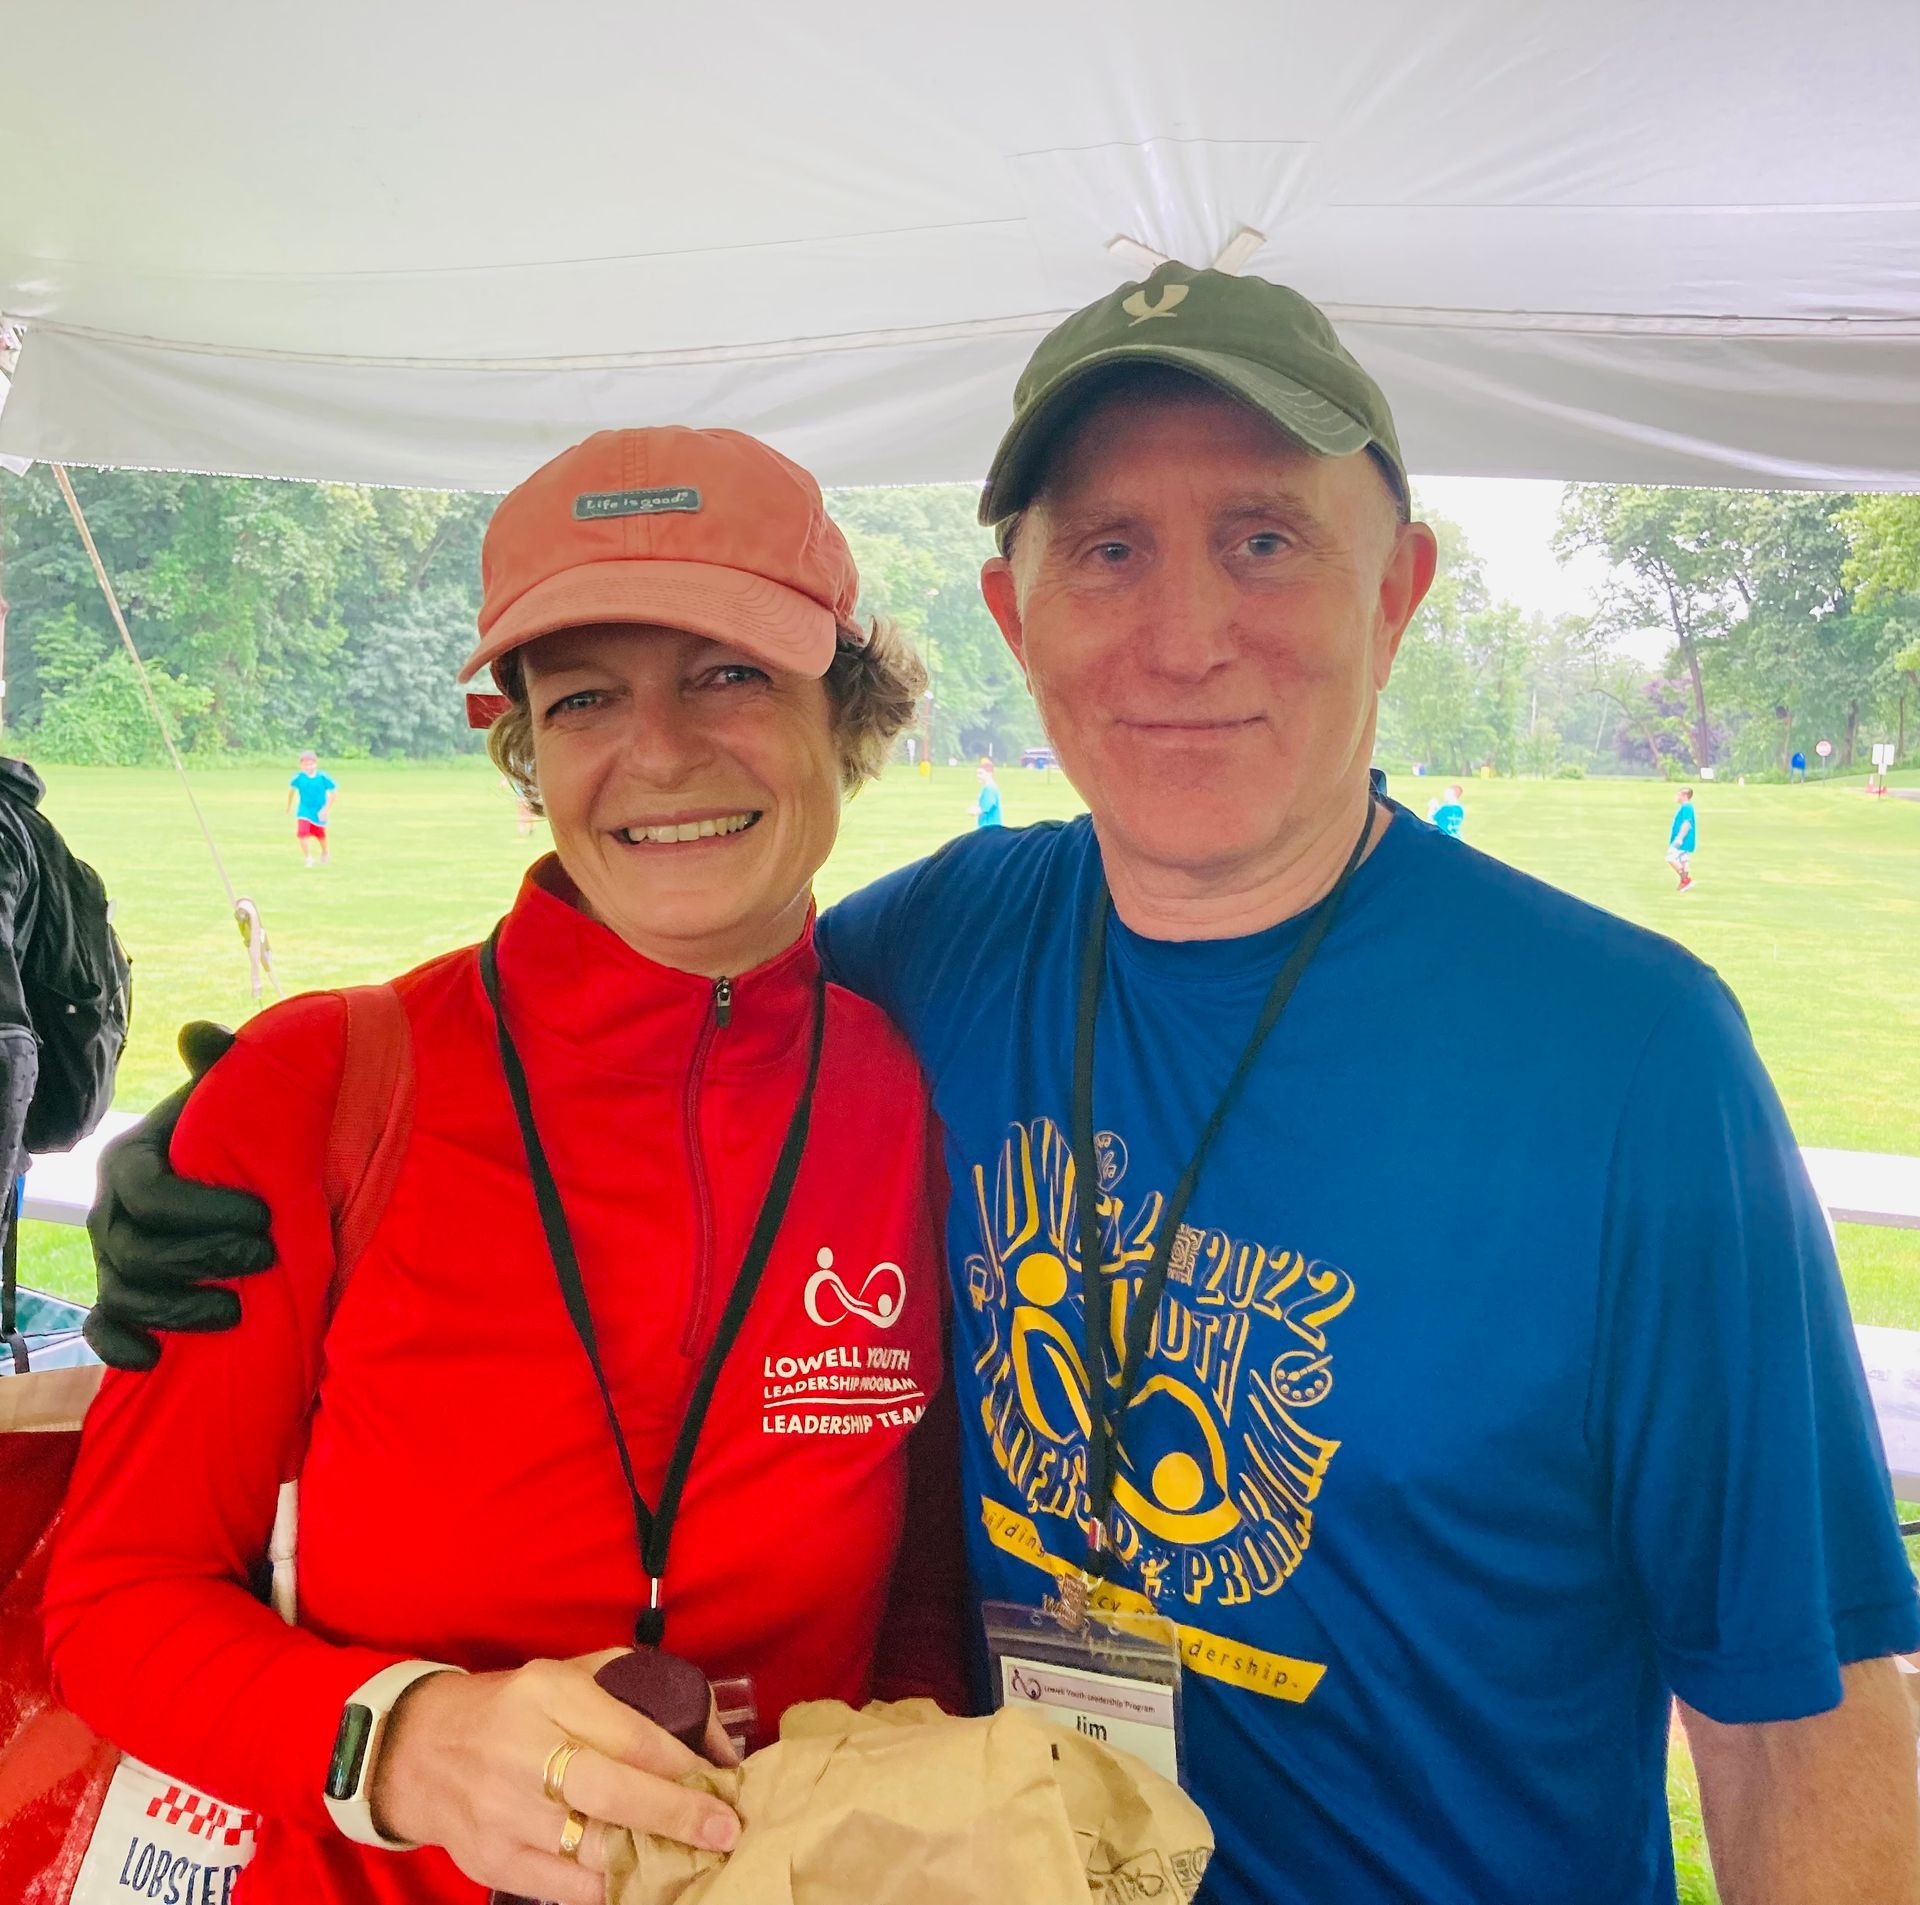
[{"left": 83, "top": 1021, "right": 275, "bottom": 1372}]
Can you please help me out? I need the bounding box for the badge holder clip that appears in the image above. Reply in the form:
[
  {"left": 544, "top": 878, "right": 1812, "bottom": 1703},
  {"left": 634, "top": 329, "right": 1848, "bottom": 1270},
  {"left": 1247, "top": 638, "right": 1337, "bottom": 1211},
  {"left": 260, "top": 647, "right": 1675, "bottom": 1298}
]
[
  {"left": 982, "top": 1567, "right": 1187, "bottom": 1789},
  {"left": 710, "top": 1674, "right": 758, "bottom": 1759}
]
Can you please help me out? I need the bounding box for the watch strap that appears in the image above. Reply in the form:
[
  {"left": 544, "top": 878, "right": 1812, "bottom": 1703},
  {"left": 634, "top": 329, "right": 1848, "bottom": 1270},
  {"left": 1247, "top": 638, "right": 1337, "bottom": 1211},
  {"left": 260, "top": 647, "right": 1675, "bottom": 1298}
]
[{"left": 323, "top": 1659, "right": 465, "bottom": 1849}]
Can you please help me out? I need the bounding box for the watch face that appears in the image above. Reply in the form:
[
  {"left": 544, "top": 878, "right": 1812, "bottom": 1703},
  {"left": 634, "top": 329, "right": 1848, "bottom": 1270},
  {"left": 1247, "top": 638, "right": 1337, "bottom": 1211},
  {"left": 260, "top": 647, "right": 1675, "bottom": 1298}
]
[{"left": 326, "top": 1703, "right": 375, "bottom": 1801}]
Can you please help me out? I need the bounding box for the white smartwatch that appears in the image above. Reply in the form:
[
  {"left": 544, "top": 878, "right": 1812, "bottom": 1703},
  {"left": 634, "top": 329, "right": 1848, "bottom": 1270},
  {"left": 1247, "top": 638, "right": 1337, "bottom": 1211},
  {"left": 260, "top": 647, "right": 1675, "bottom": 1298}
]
[{"left": 323, "top": 1660, "right": 465, "bottom": 1849}]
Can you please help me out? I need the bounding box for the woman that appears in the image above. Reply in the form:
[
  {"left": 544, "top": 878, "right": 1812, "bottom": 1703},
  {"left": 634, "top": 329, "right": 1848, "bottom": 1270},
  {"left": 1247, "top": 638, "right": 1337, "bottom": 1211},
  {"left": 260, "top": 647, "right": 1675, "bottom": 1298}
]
[{"left": 43, "top": 427, "right": 958, "bottom": 1904}]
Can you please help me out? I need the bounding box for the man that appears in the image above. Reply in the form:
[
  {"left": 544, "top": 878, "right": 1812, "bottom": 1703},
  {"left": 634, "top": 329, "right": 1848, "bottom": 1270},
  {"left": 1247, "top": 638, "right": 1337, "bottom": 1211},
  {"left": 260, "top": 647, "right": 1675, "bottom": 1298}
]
[
  {"left": 1669, "top": 786, "right": 1698, "bottom": 891},
  {"left": 1427, "top": 781, "right": 1466, "bottom": 837},
  {"left": 971, "top": 757, "right": 1004, "bottom": 830},
  {"left": 85, "top": 267, "right": 1920, "bottom": 1903},
  {"left": 1791, "top": 749, "right": 1808, "bottom": 782},
  {"left": 287, "top": 748, "right": 336, "bottom": 866}
]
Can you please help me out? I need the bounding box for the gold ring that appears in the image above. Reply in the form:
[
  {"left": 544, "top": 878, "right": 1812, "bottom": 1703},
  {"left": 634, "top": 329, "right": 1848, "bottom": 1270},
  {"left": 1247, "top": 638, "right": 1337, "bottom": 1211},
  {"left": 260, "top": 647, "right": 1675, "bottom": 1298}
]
[
  {"left": 542, "top": 1738, "right": 582, "bottom": 1807},
  {"left": 557, "top": 1808, "right": 588, "bottom": 1862}
]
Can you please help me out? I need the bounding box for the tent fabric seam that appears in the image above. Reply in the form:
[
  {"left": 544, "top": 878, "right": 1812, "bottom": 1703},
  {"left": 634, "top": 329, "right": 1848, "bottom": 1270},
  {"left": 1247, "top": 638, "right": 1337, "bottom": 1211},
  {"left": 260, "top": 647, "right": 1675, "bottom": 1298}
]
[{"left": 9, "top": 306, "right": 1920, "bottom": 378}]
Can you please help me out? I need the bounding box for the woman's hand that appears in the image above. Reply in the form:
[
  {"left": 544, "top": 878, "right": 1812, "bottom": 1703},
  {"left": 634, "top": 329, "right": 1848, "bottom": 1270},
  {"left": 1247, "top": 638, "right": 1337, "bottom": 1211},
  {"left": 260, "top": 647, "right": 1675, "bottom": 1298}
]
[{"left": 369, "top": 1649, "right": 742, "bottom": 1904}]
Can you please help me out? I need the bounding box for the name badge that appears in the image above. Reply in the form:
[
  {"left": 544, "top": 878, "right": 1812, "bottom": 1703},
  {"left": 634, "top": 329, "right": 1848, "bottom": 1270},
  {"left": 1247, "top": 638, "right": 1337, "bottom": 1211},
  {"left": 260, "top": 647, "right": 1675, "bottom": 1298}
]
[
  {"left": 983, "top": 1595, "right": 1187, "bottom": 1789},
  {"left": 997, "top": 1654, "right": 1181, "bottom": 1784}
]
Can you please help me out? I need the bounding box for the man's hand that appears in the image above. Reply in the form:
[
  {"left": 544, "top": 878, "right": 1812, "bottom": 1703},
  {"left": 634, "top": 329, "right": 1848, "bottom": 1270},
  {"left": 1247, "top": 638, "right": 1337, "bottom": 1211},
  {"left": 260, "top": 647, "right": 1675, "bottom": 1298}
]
[
  {"left": 83, "top": 1021, "right": 274, "bottom": 1372},
  {"left": 1684, "top": 1656, "right": 1920, "bottom": 1903}
]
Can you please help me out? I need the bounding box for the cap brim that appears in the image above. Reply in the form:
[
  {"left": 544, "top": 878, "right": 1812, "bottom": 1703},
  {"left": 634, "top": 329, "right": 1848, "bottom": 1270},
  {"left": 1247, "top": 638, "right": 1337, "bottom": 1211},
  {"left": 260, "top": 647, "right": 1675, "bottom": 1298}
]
[
  {"left": 979, "top": 344, "right": 1377, "bottom": 529},
  {"left": 458, "top": 560, "right": 838, "bottom": 684}
]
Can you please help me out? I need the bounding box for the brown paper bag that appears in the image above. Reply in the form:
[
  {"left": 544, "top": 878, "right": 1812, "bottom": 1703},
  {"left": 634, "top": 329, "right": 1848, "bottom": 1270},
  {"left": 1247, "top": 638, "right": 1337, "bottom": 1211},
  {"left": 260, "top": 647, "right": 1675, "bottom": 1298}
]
[{"left": 605, "top": 1697, "right": 1212, "bottom": 1905}]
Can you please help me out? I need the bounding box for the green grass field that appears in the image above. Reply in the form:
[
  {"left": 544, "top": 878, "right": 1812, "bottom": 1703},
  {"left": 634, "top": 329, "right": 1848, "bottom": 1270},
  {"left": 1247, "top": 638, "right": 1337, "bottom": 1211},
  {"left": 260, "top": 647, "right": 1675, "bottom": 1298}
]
[
  {"left": 18, "top": 760, "right": 1920, "bottom": 1324},
  {"left": 11, "top": 759, "right": 1917, "bottom": 1905}
]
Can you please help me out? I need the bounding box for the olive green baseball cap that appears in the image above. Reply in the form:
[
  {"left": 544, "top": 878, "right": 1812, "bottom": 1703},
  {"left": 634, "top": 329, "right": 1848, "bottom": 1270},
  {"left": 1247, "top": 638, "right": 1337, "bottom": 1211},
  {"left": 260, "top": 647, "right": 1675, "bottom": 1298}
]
[{"left": 979, "top": 263, "right": 1408, "bottom": 537}]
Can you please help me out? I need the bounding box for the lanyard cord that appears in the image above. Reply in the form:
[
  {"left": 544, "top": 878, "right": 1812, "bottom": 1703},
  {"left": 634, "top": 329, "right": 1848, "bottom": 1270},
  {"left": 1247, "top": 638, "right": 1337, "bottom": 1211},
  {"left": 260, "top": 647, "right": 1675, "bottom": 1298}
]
[
  {"left": 1071, "top": 797, "right": 1377, "bottom": 1572},
  {"left": 479, "top": 926, "right": 826, "bottom": 1643}
]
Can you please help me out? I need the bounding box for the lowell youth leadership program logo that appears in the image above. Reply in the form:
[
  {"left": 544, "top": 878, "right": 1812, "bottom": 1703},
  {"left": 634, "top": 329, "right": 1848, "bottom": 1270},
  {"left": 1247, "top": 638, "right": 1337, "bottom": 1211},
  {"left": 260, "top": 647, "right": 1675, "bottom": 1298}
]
[{"left": 964, "top": 1118, "right": 1353, "bottom": 1631}]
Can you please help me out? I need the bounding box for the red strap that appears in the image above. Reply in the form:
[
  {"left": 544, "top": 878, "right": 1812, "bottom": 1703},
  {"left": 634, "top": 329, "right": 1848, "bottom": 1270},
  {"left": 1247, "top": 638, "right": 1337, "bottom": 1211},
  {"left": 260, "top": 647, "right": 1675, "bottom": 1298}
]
[
  {"left": 276, "top": 985, "right": 411, "bottom": 1484},
  {"left": 322, "top": 985, "right": 414, "bottom": 1314}
]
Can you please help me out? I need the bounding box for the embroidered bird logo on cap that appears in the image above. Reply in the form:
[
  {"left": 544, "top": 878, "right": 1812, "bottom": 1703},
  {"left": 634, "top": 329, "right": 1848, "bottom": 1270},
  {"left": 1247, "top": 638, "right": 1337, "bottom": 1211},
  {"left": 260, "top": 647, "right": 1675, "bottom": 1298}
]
[{"left": 1122, "top": 283, "right": 1189, "bottom": 325}]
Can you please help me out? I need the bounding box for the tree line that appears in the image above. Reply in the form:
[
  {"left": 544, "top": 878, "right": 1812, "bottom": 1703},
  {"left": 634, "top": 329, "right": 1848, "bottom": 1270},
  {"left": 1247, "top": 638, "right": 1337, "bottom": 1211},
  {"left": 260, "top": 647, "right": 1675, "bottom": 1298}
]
[
  {"left": 1384, "top": 486, "right": 1920, "bottom": 779},
  {"left": 0, "top": 468, "right": 1042, "bottom": 765},
  {"left": 0, "top": 468, "right": 497, "bottom": 763},
  {"left": 2, "top": 465, "right": 1914, "bottom": 775}
]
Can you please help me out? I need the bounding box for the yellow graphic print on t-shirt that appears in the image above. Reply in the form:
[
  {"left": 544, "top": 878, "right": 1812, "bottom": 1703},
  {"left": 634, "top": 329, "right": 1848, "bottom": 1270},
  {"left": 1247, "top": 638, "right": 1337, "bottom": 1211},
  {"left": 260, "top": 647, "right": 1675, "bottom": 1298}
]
[{"left": 966, "top": 1118, "right": 1353, "bottom": 1684}]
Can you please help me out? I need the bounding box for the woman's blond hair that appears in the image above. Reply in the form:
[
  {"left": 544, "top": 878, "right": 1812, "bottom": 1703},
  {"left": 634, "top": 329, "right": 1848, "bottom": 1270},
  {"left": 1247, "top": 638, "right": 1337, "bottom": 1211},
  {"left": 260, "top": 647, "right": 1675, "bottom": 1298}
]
[{"left": 486, "top": 619, "right": 927, "bottom": 814}]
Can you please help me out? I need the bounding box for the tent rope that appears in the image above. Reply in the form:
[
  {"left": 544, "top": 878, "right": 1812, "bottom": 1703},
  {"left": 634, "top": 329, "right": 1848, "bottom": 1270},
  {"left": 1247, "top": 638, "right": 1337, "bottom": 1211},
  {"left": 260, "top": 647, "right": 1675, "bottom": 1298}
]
[{"left": 50, "top": 463, "right": 282, "bottom": 999}]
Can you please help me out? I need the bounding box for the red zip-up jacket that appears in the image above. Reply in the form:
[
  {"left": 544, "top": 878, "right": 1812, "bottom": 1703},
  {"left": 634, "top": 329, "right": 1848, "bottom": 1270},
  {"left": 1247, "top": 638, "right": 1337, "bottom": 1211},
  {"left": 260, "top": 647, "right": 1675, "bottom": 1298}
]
[{"left": 44, "top": 862, "right": 965, "bottom": 1903}]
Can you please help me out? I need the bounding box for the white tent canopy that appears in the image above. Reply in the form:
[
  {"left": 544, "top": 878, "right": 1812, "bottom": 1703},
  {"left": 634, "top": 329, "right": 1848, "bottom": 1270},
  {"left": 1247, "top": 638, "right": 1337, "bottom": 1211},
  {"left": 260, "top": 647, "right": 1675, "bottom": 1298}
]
[{"left": 4, "top": 0, "right": 1919, "bottom": 494}]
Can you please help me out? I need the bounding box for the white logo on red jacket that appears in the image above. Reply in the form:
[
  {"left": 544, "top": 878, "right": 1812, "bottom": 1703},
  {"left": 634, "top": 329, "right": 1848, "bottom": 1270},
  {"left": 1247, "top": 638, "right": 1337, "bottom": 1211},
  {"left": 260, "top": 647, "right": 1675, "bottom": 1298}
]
[
  {"left": 763, "top": 1250, "right": 924, "bottom": 1437},
  {"left": 756, "top": 1252, "right": 921, "bottom": 1428},
  {"left": 804, "top": 1248, "right": 905, "bottom": 1330}
]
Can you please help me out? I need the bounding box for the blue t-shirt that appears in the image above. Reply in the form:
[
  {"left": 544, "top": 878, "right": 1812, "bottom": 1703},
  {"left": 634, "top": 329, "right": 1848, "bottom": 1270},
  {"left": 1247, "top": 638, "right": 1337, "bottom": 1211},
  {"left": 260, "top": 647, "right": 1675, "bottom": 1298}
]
[
  {"left": 290, "top": 770, "right": 336, "bottom": 823},
  {"left": 818, "top": 808, "right": 1916, "bottom": 1905},
  {"left": 1791, "top": 753, "right": 1807, "bottom": 773},
  {"left": 1670, "top": 802, "right": 1697, "bottom": 852},
  {"left": 1430, "top": 800, "right": 1464, "bottom": 838},
  {"left": 976, "top": 783, "right": 1004, "bottom": 829}
]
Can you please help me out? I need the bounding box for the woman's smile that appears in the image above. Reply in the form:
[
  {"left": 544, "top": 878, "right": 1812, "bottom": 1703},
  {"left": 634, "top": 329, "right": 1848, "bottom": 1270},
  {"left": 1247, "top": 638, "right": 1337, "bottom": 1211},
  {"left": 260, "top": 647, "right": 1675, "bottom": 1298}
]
[{"left": 613, "top": 810, "right": 763, "bottom": 847}]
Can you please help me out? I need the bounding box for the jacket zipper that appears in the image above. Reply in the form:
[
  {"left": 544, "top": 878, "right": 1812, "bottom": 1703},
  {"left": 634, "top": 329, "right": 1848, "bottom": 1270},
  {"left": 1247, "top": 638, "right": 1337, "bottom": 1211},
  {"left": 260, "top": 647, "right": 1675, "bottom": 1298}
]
[{"left": 677, "top": 977, "right": 729, "bottom": 1354}]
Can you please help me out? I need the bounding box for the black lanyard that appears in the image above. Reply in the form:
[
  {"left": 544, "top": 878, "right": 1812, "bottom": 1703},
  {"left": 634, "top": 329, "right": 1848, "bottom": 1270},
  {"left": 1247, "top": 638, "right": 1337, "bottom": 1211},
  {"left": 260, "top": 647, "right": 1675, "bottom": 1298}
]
[
  {"left": 1070, "top": 797, "right": 1377, "bottom": 1575},
  {"left": 479, "top": 926, "right": 826, "bottom": 1644}
]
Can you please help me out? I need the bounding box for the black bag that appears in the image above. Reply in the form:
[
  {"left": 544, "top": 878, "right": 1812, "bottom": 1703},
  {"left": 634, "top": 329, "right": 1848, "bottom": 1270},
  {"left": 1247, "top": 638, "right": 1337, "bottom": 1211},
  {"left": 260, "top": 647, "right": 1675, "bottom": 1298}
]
[{"left": 0, "top": 758, "right": 131, "bottom": 1155}]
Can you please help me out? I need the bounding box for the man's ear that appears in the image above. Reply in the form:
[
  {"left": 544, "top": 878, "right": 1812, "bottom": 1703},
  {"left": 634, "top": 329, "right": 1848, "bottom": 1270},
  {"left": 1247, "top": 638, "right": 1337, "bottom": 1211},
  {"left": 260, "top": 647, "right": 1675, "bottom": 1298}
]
[
  {"left": 980, "top": 558, "right": 1027, "bottom": 679},
  {"left": 1374, "top": 521, "right": 1439, "bottom": 688}
]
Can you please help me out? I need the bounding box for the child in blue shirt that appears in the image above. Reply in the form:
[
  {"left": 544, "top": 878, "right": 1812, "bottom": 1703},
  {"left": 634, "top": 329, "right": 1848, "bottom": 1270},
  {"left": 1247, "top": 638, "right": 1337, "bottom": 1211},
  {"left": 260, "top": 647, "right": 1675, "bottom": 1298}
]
[
  {"left": 286, "top": 750, "right": 337, "bottom": 866},
  {"left": 1667, "top": 788, "right": 1697, "bottom": 891},
  {"left": 1427, "top": 782, "right": 1466, "bottom": 837},
  {"left": 971, "top": 758, "right": 1004, "bottom": 829}
]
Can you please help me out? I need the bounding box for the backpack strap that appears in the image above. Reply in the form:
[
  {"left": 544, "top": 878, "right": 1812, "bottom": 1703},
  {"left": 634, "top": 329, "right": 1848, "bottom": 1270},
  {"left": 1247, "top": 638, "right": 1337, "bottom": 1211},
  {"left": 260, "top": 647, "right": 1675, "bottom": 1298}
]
[
  {"left": 269, "top": 982, "right": 414, "bottom": 1624},
  {"left": 3, "top": 1181, "right": 27, "bottom": 1375},
  {"left": 322, "top": 983, "right": 415, "bottom": 1312}
]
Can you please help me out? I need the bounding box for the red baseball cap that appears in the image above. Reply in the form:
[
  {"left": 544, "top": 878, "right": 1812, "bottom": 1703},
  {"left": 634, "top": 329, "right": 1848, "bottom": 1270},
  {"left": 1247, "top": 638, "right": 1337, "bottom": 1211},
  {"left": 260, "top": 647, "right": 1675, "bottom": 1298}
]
[{"left": 459, "top": 427, "right": 861, "bottom": 686}]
